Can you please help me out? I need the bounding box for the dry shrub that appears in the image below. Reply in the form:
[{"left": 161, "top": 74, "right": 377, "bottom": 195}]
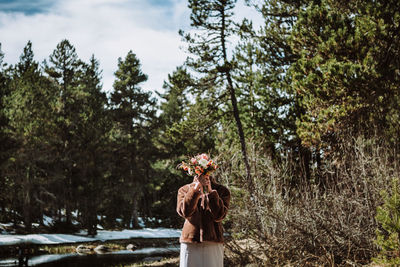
[{"left": 217, "top": 137, "right": 400, "bottom": 266}]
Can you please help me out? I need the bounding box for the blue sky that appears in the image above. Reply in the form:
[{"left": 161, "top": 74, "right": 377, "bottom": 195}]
[
  {"left": 0, "top": 0, "right": 53, "bottom": 14},
  {"left": 0, "top": 0, "right": 260, "bottom": 94}
]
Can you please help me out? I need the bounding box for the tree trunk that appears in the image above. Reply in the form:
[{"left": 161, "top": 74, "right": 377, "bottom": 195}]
[
  {"left": 23, "top": 166, "right": 33, "bottom": 232},
  {"left": 86, "top": 199, "right": 97, "bottom": 237},
  {"left": 226, "top": 73, "right": 253, "bottom": 192},
  {"left": 131, "top": 193, "right": 140, "bottom": 229},
  {"left": 220, "top": 7, "right": 253, "bottom": 192}
]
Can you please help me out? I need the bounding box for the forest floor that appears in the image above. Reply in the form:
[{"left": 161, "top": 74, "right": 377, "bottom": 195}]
[
  {"left": 127, "top": 255, "right": 240, "bottom": 267},
  {"left": 128, "top": 256, "right": 180, "bottom": 266}
]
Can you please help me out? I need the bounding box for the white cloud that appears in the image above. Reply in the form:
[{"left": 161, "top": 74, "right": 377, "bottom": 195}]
[
  {"left": 0, "top": 0, "right": 190, "bottom": 94},
  {"left": 0, "top": 0, "right": 262, "bottom": 95},
  {"left": 234, "top": 0, "right": 264, "bottom": 30}
]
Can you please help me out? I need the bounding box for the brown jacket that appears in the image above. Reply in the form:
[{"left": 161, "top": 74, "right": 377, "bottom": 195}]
[{"left": 176, "top": 181, "right": 230, "bottom": 243}]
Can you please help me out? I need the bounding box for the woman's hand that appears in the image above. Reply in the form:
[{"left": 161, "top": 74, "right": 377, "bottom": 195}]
[
  {"left": 192, "top": 177, "right": 202, "bottom": 191},
  {"left": 197, "top": 174, "right": 212, "bottom": 193}
]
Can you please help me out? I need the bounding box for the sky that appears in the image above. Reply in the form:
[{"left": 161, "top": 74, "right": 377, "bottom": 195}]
[{"left": 0, "top": 0, "right": 261, "bottom": 94}]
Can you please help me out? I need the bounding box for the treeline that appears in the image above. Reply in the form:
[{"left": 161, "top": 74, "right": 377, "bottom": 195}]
[
  {"left": 0, "top": 40, "right": 195, "bottom": 235},
  {"left": 1, "top": 0, "right": 400, "bottom": 264}
]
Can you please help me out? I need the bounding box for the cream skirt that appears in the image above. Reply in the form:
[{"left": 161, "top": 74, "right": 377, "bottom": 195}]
[{"left": 179, "top": 242, "right": 224, "bottom": 267}]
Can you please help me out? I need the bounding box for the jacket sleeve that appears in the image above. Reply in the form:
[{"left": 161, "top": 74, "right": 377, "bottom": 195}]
[
  {"left": 176, "top": 184, "right": 202, "bottom": 218},
  {"left": 207, "top": 186, "right": 230, "bottom": 222}
]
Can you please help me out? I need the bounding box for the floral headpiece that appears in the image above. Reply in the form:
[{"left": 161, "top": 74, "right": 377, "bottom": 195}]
[{"left": 178, "top": 153, "right": 218, "bottom": 177}]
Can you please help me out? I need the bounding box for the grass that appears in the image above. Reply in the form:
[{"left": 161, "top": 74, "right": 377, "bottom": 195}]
[
  {"left": 122, "top": 256, "right": 180, "bottom": 266},
  {"left": 41, "top": 242, "right": 125, "bottom": 254}
]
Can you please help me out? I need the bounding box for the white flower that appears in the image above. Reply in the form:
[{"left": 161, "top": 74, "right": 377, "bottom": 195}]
[{"left": 199, "top": 158, "right": 208, "bottom": 168}]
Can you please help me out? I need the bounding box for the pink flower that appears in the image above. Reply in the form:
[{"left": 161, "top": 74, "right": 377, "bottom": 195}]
[
  {"left": 200, "top": 153, "right": 208, "bottom": 160},
  {"left": 191, "top": 158, "right": 197, "bottom": 164}
]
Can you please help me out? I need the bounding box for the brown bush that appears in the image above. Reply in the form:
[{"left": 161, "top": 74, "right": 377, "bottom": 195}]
[{"left": 216, "top": 137, "right": 400, "bottom": 266}]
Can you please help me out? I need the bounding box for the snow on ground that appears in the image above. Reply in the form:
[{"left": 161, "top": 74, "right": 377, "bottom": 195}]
[
  {"left": 42, "top": 216, "right": 53, "bottom": 227},
  {"left": 95, "top": 228, "right": 181, "bottom": 241},
  {"left": 0, "top": 228, "right": 181, "bottom": 246}
]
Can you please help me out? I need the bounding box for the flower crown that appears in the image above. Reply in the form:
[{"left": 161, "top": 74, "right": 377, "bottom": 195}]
[{"left": 178, "top": 153, "right": 218, "bottom": 177}]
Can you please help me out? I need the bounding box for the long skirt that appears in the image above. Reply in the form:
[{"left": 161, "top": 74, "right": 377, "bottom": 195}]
[{"left": 179, "top": 242, "right": 224, "bottom": 267}]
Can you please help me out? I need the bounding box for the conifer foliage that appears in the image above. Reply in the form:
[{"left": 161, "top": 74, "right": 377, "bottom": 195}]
[
  {"left": 0, "top": 0, "right": 399, "bottom": 264},
  {"left": 375, "top": 180, "right": 400, "bottom": 265}
]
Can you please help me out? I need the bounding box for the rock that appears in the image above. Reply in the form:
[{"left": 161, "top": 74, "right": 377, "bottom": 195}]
[
  {"left": 94, "top": 245, "right": 111, "bottom": 254},
  {"left": 126, "top": 244, "right": 137, "bottom": 251},
  {"left": 76, "top": 245, "right": 93, "bottom": 254}
]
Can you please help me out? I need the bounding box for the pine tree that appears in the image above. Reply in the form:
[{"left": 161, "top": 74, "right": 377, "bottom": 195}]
[
  {"left": 375, "top": 179, "right": 400, "bottom": 265},
  {"left": 43, "top": 39, "right": 83, "bottom": 227},
  {"left": 73, "top": 55, "right": 110, "bottom": 236},
  {"left": 240, "top": 0, "right": 314, "bottom": 180},
  {"left": 158, "top": 67, "right": 191, "bottom": 149},
  {"left": 0, "top": 43, "right": 15, "bottom": 221},
  {"left": 4, "top": 41, "right": 57, "bottom": 230},
  {"left": 109, "top": 51, "right": 157, "bottom": 228},
  {"left": 151, "top": 67, "right": 220, "bottom": 226},
  {"left": 157, "top": 66, "right": 216, "bottom": 155},
  {"left": 182, "top": 0, "right": 254, "bottom": 192},
  {"left": 288, "top": 0, "right": 400, "bottom": 147},
  {"left": 233, "top": 39, "right": 289, "bottom": 157}
]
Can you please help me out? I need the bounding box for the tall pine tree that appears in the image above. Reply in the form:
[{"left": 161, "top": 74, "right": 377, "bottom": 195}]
[
  {"left": 44, "top": 39, "right": 83, "bottom": 227},
  {"left": 73, "top": 55, "right": 110, "bottom": 236},
  {"left": 4, "top": 41, "right": 57, "bottom": 230},
  {"left": 0, "top": 44, "right": 15, "bottom": 222},
  {"left": 181, "top": 0, "right": 254, "bottom": 191},
  {"left": 109, "top": 51, "right": 157, "bottom": 228}
]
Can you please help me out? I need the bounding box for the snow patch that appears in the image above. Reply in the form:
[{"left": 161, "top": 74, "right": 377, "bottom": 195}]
[
  {"left": 0, "top": 228, "right": 181, "bottom": 246},
  {"left": 42, "top": 215, "right": 54, "bottom": 227}
]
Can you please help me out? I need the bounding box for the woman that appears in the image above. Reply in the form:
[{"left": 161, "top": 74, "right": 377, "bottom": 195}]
[{"left": 176, "top": 154, "right": 230, "bottom": 267}]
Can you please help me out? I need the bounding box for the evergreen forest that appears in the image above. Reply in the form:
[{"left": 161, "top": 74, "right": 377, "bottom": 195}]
[{"left": 1, "top": 0, "right": 400, "bottom": 265}]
